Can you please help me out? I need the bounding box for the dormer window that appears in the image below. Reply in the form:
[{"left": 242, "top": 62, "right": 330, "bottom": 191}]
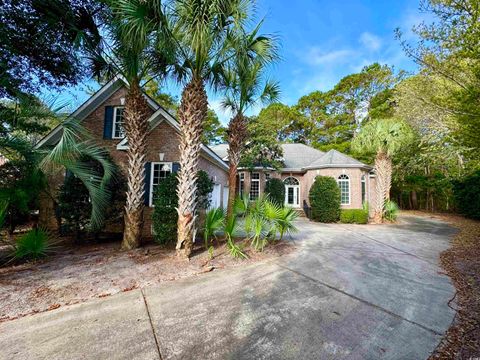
[{"left": 112, "top": 106, "right": 125, "bottom": 139}]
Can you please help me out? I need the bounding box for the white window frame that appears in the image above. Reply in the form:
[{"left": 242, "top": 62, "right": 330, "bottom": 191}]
[
  {"left": 338, "top": 174, "right": 350, "bottom": 206},
  {"left": 112, "top": 106, "right": 126, "bottom": 139},
  {"left": 239, "top": 172, "right": 245, "bottom": 198},
  {"left": 361, "top": 175, "right": 367, "bottom": 204},
  {"left": 149, "top": 162, "right": 173, "bottom": 206},
  {"left": 265, "top": 173, "right": 271, "bottom": 181},
  {"left": 249, "top": 172, "right": 260, "bottom": 200}
]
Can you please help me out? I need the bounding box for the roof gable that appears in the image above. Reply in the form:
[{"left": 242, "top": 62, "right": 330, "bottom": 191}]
[{"left": 308, "top": 149, "right": 367, "bottom": 168}]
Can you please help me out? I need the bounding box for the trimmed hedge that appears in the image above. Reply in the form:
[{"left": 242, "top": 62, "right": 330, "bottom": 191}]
[
  {"left": 453, "top": 170, "right": 480, "bottom": 220},
  {"left": 340, "top": 209, "right": 369, "bottom": 224},
  {"left": 309, "top": 176, "right": 341, "bottom": 222},
  {"left": 265, "top": 178, "right": 285, "bottom": 206}
]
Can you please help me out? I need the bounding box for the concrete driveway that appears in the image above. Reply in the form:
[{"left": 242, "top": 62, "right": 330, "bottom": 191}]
[{"left": 0, "top": 215, "right": 456, "bottom": 360}]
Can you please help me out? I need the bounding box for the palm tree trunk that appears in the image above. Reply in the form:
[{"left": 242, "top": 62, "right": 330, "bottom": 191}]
[
  {"left": 121, "top": 82, "right": 150, "bottom": 250},
  {"left": 226, "top": 113, "right": 248, "bottom": 219},
  {"left": 373, "top": 150, "right": 392, "bottom": 223},
  {"left": 176, "top": 78, "right": 208, "bottom": 258}
]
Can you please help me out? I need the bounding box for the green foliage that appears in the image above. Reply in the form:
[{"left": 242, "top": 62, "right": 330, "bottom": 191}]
[
  {"left": 352, "top": 118, "right": 415, "bottom": 160},
  {"left": 196, "top": 170, "right": 214, "bottom": 210},
  {"left": 273, "top": 206, "right": 299, "bottom": 240},
  {"left": 453, "top": 170, "right": 480, "bottom": 220},
  {"left": 152, "top": 171, "right": 214, "bottom": 244},
  {"left": 152, "top": 174, "right": 178, "bottom": 245},
  {"left": 309, "top": 176, "right": 341, "bottom": 223},
  {"left": 340, "top": 209, "right": 369, "bottom": 224},
  {"left": 224, "top": 215, "right": 247, "bottom": 259},
  {"left": 203, "top": 207, "right": 225, "bottom": 248},
  {"left": 384, "top": 200, "right": 399, "bottom": 222},
  {"left": 57, "top": 173, "right": 91, "bottom": 236},
  {"left": 264, "top": 178, "right": 285, "bottom": 206},
  {"left": 12, "top": 228, "right": 55, "bottom": 262},
  {"left": 202, "top": 109, "right": 226, "bottom": 145}
]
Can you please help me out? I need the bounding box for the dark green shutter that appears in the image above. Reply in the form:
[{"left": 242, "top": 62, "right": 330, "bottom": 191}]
[
  {"left": 103, "top": 106, "right": 114, "bottom": 139},
  {"left": 144, "top": 162, "right": 152, "bottom": 206},
  {"left": 172, "top": 162, "right": 181, "bottom": 173}
]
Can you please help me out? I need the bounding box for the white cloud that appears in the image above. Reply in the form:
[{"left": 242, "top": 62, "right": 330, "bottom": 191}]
[
  {"left": 359, "top": 32, "right": 382, "bottom": 51},
  {"left": 304, "top": 48, "right": 354, "bottom": 66}
]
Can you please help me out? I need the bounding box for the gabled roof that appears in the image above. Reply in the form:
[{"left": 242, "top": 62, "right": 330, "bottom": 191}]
[
  {"left": 306, "top": 149, "right": 367, "bottom": 169},
  {"left": 209, "top": 143, "right": 371, "bottom": 171},
  {"left": 35, "top": 76, "right": 158, "bottom": 149},
  {"left": 117, "top": 107, "right": 228, "bottom": 170},
  {"left": 281, "top": 143, "right": 325, "bottom": 169}
]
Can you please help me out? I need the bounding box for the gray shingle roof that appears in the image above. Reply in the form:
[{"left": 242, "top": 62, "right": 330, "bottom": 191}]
[
  {"left": 281, "top": 143, "right": 325, "bottom": 169},
  {"left": 209, "top": 144, "right": 229, "bottom": 159},
  {"left": 209, "top": 143, "right": 370, "bottom": 170},
  {"left": 308, "top": 149, "right": 367, "bottom": 168}
]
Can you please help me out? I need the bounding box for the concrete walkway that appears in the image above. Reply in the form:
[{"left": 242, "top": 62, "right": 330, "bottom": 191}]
[{"left": 0, "top": 215, "right": 457, "bottom": 359}]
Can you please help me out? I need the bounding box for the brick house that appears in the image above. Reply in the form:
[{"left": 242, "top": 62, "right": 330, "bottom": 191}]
[
  {"left": 36, "top": 76, "right": 229, "bottom": 236},
  {"left": 37, "top": 76, "right": 376, "bottom": 236},
  {"left": 210, "top": 143, "right": 377, "bottom": 214}
]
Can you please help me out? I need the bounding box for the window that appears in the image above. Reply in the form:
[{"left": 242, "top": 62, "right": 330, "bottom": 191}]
[
  {"left": 250, "top": 172, "right": 260, "bottom": 200},
  {"left": 239, "top": 173, "right": 245, "bottom": 198},
  {"left": 338, "top": 174, "right": 350, "bottom": 205},
  {"left": 265, "top": 173, "right": 271, "bottom": 181},
  {"left": 361, "top": 175, "right": 366, "bottom": 204},
  {"left": 150, "top": 162, "right": 172, "bottom": 206},
  {"left": 112, "top": 107, "right": 125, "bottom": 139}
]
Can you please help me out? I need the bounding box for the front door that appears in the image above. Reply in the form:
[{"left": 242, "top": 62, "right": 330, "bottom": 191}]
[{"left": 285, "top": 185, "right": 300, "bottom": 207}]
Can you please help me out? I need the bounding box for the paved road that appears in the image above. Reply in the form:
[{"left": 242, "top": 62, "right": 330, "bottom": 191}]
[{"left": 0, "top": 215, "right": 456, "bottom": 359}]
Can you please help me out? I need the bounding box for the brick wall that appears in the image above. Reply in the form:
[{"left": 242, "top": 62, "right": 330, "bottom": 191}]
[{"left": 40, "top": 86, "right": 229, "bottom": 238}]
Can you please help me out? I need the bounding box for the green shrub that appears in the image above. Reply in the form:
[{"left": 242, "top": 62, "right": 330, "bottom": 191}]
[
  {"left": 152, "top": 170, "right": 214, "bottom": 244},
  {"left": 203, "top": 207, "right": 225, "bottom": 248},
  {"left": 453, "top": 170, "right": 480, "bottom": 220},
  {"left": 13, "top": 228, "right": 55, "bottom": 261},
  {"left": 340, "top": 209, "right": 368, "bottom": 224},
  {"left": 152, "top": 174, "right": 178, "bottom": 245},
  {"left": 384, "top": 200, "right": 399, "bottom": 221},
  {"left": 309, "top": 176, "right": 341, "bottom": 222},
  {"left": 265, "top": 178, "right": 285, "bottom": 206}
]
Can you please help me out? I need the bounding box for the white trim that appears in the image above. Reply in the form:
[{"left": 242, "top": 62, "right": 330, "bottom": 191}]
[
  {"left": 337, "top": 174, "right": 351, "bottom": 206},
  {"left": 112, "top": 106, "right": 125, "bottom": 139},
  {"left": 283, "top": 176, "right": 300, "bottom": 208},
  {"left": 149, "top": 162, "right": 173, "bottom": 207},
  {"left": 36, "top": 75, "right": 159, "bottom": 149},
  {"left": 116, "top": 109, "right": 229, "bottom": 171}
]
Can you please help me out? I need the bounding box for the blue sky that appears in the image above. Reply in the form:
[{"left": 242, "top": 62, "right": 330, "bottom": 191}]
[{"left": 46, "top": 0, "right": 427, "bottom": 123}]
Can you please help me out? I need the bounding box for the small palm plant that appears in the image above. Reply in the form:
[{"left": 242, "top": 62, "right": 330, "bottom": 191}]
[
  {"left": 263, "top": 200, "right": 282, "bottom": 240},
  {"left": 384, "top": 200, "right": 399, "bottom": 222},
  {"left": 224, "top": 216, "right": 247, "bottom": 259},
  {"left": 274, "top": 207, "right": 299, "bottom": 241},
  {"left": 203, "top": 207, "right": 225, "bottom": 249},
  {"left": 12, "top": 228, "right": 56, "bottom": 262}
]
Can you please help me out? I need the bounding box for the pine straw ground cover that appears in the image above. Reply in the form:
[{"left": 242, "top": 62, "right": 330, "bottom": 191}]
[
  {"left": 410, "top": 212, "right": 480, "bottom": 359},
  {"left": 0, "top": 239, "right": 293, "bottom": 323}
]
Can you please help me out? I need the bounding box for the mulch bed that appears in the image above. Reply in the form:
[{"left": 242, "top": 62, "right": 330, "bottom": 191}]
[{"left": 415, "top": 213, "right": 480, "bottom": 359}]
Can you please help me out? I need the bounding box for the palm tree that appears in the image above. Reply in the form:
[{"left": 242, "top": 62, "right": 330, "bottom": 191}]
[
  {"left": 169, "top": 0, "right": 253, "bottom": 257},
  {"left": 352, "top": 118, "right": 414, "bottom": 223},
  {"left": 88, "top": 0, "right": 168, "bottom": 249},
  {"left": 221, "top": 25, "right": 280, "bottom": 219}
]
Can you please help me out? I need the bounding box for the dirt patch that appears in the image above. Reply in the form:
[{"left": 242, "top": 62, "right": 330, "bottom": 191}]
[
  {"left": 0, "top": 239, "right": 294, "bottom": 322},
  {"left": 404, "top": 211, "right": 480, "bottom": 359}
]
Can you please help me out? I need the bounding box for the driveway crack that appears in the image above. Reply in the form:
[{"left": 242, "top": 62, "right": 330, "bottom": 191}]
[
  {"left": 275, "top": 262, "right": 443, "bottom": 336},
  {"left": 141, "top": 289, "right": 163, "bottom": 360}
]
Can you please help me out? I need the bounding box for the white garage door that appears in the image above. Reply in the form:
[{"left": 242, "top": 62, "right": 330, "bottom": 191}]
[
  {"left": 209, "top": 184, "right": 221, "bottom": 209},
  {"left": 222, "top": 186, "right": 229, "bottom": 209}
]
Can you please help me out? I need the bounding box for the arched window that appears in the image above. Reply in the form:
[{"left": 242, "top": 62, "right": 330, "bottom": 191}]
[
  {"left": 283, "top": 177, "right": 299, "bottom": 186},
  {"left": 361, "top": 175, "right": 366, "bottom": 204},
  {"left": 338, "top": 174, "right": 350, "bottom": 205}
]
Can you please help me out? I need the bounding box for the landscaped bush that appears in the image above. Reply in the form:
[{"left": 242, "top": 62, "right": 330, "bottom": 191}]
[
  {"left": 265, "top": 178, "right": 285, "bottom": 206},
  {"left": 152, "top": 170, "right": 214, "bottom": 244},
  {"left": 384, "top": 200, "right": 399, "bottom": 221},
  {"left": 309, "top": 176, "right": 341, "bottom": 222},
  {"left": 340, "top": 209, "right": 369, "bottom": 224},
  {"left": 453, "top": 170, "right": 480, "bottom": 220},
  {"left": 12, "top": 228, "right": 55, "bottom": 261}
]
